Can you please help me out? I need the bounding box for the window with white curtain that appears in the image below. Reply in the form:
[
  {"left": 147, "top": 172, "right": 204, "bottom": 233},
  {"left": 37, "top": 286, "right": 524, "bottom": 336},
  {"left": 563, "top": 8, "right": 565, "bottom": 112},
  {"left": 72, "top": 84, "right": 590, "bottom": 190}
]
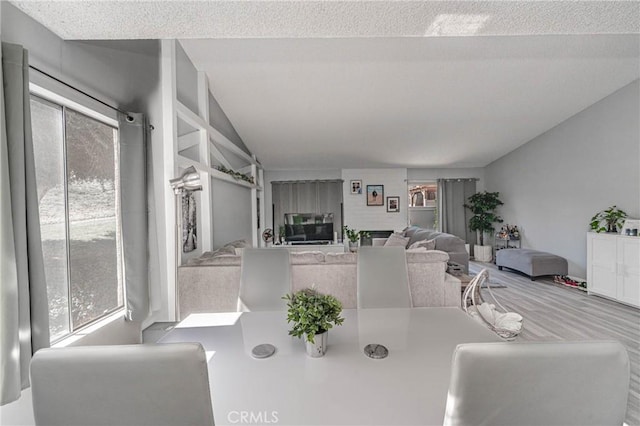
[{"left": 30, "top": 93, "right": 123, "bottom": 343}]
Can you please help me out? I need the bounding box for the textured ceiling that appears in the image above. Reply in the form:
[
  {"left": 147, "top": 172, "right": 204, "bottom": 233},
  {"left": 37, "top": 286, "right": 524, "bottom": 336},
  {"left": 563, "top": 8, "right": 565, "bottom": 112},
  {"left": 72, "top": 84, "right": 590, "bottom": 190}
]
[
  {"left": 9, "top": 1, "right": 640, "bottom": 40},
  {"left": 10, "top": 1, "right": 640, "bottom": 169}
]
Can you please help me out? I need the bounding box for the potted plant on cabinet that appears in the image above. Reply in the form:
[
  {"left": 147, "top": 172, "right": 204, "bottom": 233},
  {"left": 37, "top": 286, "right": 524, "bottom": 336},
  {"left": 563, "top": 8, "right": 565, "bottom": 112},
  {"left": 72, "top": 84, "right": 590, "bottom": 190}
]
[
  {"left": 283, "top": 288, "right": 345, "bottom": 357},
  {"left": 464, "top": 191, "right": 504, "bottom": 262},
  {"left": 590, "top": 206, "right": 628, "bottom": 233},
  {"left": 342, "top": 226, "right": 370, "bottom": 252}
]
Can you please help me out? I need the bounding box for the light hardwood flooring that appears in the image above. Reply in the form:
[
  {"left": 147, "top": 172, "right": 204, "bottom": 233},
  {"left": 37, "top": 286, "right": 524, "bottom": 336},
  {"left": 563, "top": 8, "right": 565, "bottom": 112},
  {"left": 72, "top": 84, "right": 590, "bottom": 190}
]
[{"left": 469, "top": 261, "right": 640, "bottom": 426}]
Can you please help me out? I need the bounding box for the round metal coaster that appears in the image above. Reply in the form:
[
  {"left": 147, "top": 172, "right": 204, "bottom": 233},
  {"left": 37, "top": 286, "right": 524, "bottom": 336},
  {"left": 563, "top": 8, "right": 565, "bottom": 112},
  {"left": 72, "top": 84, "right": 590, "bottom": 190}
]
[
  {"left": 364, "top": 344, "right": 389, "bottom": 359},
  {"left": 251, "top": 344, "right": 276, "bottom": 359}
]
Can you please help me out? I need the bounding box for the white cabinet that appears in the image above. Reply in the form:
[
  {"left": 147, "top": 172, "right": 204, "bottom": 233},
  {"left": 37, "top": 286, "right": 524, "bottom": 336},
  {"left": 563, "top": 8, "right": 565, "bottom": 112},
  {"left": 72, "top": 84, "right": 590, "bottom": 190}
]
[{"left": 587, "top": 232, "right": 640, "bottom": 308}]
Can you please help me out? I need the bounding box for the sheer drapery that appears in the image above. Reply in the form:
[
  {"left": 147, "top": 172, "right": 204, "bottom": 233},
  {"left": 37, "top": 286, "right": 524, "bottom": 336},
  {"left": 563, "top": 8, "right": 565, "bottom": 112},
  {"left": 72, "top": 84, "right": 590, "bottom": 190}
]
[
  {"left": 271, "top": 180, "right": 343, "bottom": 239},
  {"left": 437, "top": 178, "right": 477, "bottom": 245},
  {"left": 0, "top": 42, "right": 49, "bottom": 405},
  {"left": 119, "top": 113, "right": 149, "bottom": 322}
]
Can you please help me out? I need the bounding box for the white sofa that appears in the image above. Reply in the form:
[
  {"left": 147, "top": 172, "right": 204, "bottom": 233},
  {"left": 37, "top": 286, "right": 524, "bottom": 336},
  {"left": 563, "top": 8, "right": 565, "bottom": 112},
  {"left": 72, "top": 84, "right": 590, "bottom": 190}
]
[{"left": 178, "top": 250, "right": 461, "bottom": 320}]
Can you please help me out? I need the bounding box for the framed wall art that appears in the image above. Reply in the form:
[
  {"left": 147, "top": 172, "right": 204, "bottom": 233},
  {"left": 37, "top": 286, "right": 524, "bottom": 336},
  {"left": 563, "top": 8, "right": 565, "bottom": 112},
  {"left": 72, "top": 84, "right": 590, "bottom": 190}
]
[
  {"left": 366, "top": 185, "right": 384, "bottom": 206},
  {"left": 386, "top": 196, "right": 400, "bottom": 212},
  {"left": 350, "top": 180, "right": 362, "bottom": 195}
]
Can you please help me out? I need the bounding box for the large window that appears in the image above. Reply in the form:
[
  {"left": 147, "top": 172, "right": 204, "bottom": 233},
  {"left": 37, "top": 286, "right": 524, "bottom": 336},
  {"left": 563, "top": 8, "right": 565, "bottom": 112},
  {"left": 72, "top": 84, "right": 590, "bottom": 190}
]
[
  {"left": 30, "top": 93, "right": 123, "bottom": 343},
  {"left": 408, "top": 182, "right": 438, "bottom": 230}
]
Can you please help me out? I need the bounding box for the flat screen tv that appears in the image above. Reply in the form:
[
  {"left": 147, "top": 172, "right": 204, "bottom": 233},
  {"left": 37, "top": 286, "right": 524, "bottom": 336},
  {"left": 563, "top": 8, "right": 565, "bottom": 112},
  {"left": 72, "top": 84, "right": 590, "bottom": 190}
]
[{"left": 284, "top": 213, "right": 334, "bottom": 244}]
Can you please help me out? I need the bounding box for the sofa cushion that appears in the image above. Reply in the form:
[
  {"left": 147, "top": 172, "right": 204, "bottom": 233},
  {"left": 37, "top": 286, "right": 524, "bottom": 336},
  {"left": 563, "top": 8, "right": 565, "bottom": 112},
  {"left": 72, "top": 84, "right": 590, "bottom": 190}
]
[
  {"left": 409, "top": 239, "right": 436, "bottom": 250},
  {"left": 384, "top": 233, "right": 410, "bottom": 247},
  {"left": 403, "top": 226, "right": 422, "bottom": 238},
  {"left": 290, "top": 251, "right": 325, "bottom": 265},
  {"left": 187, "top": 254, "right": 241, "bottom": 266},
  {"left": 431, "top": 234, "right": 466, "bottom": 252},
  {"left": 406, "top": 249, "right": 449, "bottom": 264},
  {"left": 225, "top": 239, "right": 251, "bottom": 249},
  {"left": 407, "top": 229, "right": 432, "bottom": 247},
  {"left": 325, "top": 252, "right": 357, "bottom": 264}
]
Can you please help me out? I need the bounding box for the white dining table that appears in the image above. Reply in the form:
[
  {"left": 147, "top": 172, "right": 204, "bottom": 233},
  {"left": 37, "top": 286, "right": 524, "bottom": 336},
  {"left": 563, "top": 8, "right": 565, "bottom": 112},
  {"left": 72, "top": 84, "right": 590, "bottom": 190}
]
[{"left": 160, "top": 307, "right": 500, "bottom": 426}]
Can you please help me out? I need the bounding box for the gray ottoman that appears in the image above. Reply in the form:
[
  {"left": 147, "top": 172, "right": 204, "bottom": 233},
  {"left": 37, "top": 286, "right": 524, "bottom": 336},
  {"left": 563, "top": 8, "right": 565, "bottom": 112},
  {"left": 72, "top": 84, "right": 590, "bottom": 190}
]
[{"left": 496, "top": 248, "right": 568, "bottom": 281}]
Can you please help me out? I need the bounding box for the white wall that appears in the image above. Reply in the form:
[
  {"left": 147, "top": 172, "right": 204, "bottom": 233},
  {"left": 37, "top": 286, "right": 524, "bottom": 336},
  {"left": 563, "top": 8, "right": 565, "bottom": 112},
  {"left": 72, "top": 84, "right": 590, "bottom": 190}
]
[
  {"left": 485, "top": 80, "right": 640, "bottom": 278},
  {"left": 342, "top": 168, "right": 408, "bottom": 232},
  {"left": 211, "top": 179, "right": 253, "bottom": 248}
]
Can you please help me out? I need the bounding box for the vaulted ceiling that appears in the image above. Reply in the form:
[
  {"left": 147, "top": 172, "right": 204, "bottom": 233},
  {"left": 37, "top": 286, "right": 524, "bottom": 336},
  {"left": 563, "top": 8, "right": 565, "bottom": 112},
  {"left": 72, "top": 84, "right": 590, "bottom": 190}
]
[{"left": 10, "top": 1, "right": 640, "bottom": 169}]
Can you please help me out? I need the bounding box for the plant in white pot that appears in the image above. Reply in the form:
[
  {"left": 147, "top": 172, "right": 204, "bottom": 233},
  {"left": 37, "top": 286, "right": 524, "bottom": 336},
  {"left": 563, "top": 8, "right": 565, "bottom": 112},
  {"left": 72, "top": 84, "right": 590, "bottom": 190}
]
[
  {"left": 464, "top": 191, "right": 504, "bottom": 262},
  {"left": 342, "top": 226, "right": 370, "bottom": 252},
  {"left": 283, "top": 288, "right": 345, "bottom": 357}
]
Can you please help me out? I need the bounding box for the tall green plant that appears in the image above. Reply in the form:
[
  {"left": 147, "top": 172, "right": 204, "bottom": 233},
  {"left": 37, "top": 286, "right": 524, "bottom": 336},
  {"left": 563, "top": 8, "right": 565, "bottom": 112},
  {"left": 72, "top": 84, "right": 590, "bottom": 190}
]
[{"left": 464, "top": 191, "right": 504, "bottom": 245}]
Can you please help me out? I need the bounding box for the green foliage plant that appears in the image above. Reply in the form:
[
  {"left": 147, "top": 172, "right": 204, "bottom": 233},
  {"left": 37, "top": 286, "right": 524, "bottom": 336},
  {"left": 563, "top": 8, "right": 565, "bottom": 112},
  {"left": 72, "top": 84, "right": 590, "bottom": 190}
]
[
  {"left": 342, "top": 225, "right": 370, "bottom": 243},
  {"left": 283, "top": 288, "right": 345, "bottom": 344},
  {"left": 464, "top": 191, "right": 504, "bottom": 246},
  {"left": 590, "top": 205, "right": 627, "bottom": 233}
]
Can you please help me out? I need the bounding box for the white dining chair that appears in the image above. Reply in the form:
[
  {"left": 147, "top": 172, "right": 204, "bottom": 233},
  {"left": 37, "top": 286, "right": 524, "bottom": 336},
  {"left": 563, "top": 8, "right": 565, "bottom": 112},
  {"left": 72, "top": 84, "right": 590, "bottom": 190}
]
[
  {"left": 30, "top": 343, "right": 214, "bottom": 426},
  {"left": 238, "top": 248, "right": 291, "bottom": 311},
  {"left": 357, "top": 246, "right": 412, "bottom": 308},
  {"left": 443, "top": 341, "right": 630, "bottom": 426}
]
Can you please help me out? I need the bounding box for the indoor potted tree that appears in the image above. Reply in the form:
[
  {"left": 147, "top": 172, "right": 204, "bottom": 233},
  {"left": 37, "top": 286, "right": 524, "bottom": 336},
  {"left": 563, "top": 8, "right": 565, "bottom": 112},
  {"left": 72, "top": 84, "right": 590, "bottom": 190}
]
[
  {"left": 464, "top": 191, "right": 504, "bottom": 262},
  {"left": 283, "top": 288, "right": 345, "bottom": 357},
  {"left": 590, "top": 205, "right": 627, "bottom": 233},
  {"left": 342, "top": 225, "right": 370, "bottom": 252}
]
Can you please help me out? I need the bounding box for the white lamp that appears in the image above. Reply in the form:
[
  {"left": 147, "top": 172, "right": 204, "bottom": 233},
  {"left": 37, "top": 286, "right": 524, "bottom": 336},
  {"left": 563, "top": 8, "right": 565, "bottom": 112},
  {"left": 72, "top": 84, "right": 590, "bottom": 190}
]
[{"left": 169, "top": 166, "right": 203, "bottom": 320}]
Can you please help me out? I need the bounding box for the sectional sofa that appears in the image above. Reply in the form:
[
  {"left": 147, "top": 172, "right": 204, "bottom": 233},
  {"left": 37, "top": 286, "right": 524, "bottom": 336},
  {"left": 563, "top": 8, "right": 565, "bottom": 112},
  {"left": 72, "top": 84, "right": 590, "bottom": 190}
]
[{"left": 178, "top": 249, "right": 461, "bottom": 320}]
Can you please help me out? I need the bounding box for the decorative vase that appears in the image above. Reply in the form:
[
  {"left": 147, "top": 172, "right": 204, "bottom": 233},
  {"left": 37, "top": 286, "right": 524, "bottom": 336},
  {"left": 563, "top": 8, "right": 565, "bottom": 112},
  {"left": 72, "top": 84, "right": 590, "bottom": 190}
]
[
  {"left": 305, "top": 331, "right": 328, "bottom": 357},
  {"left": 348, "top": 241, "right": 358, "bottom": 253}
]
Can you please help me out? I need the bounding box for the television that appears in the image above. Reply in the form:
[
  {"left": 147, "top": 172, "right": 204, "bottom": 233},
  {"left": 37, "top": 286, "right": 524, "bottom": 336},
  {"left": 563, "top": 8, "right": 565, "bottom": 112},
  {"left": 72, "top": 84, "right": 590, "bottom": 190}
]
[{"left": 284, "top": 213, "right": 334, "bottom": 244}]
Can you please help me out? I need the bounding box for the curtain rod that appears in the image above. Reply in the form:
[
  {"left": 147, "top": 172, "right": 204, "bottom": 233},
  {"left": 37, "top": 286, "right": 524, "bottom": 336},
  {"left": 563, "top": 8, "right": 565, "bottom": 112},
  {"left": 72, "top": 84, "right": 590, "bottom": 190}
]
[
  {"left": 272, "top": 179, "right": 344, "bottom": 184},
  {"left": 29, "top": 65, "right": 133, "bottom": 121}
]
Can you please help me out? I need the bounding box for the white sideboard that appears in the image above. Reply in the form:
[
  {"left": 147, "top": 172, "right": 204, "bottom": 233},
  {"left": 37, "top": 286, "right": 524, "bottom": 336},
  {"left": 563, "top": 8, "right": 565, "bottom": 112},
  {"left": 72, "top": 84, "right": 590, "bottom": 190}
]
[{"left": 587, "top": 232, "right": 640, "bottom": 308}]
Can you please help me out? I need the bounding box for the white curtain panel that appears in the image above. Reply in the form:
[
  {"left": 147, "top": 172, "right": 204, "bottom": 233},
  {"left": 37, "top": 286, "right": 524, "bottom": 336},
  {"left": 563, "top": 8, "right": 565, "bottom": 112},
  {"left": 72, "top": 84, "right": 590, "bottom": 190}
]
[
  {"left": 0, "top": 42, "right": 50, "bottom": 406},
  {"left": 438, "top": 179, "right": 476, "bottom": 245},
  {"left": 118, "top": 113, "right": 150, "bottom": 322}
]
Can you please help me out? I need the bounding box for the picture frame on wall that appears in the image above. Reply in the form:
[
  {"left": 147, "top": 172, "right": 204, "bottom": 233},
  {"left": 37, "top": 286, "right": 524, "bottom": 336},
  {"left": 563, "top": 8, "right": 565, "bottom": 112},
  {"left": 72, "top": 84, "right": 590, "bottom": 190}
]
[
  {"left": 386, "top": 196, "right": 400, "bottom": 212},
  {"left": 367, "top": 185, "right": 384, "bottom": 206},
  {"left": 350, "top": 180, "right": 362, "bottom": 195}
]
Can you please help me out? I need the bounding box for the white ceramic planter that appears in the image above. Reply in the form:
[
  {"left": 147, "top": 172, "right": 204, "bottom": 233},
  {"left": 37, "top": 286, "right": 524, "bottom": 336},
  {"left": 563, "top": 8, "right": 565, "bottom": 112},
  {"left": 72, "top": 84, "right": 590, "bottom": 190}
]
[
  {"left": 305, "top": 331, "right": 328, "bottom": 357},
  {"left": 474, "top": 245, "right": 493, "bottom": 262}
]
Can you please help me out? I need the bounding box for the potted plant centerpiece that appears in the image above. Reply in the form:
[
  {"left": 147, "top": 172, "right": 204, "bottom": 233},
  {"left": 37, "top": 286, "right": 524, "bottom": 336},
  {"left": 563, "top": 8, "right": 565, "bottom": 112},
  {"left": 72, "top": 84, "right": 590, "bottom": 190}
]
[
  {"left": 343, "top": 226, "right": 370, "bottom": 252},
  {"left": 283, "top": 288, "right": 345, "bottom": 357},
  {"left": 590, "top": 206, "right": 628, "bottom": 233},
  {"left": 464, "top": 191, "right": 504, "bottom": 262}
]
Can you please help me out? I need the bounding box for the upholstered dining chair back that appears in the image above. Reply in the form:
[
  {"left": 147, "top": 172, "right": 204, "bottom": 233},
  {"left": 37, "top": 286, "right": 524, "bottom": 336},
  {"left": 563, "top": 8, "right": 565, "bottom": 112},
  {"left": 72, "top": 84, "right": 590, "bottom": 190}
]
[
  {"left": 239, "top": 248, "right": 291, "bottom": 311},
  {"left": 30, "top": 343, "right": 214, "bottom": 426},
  {"left": 357, "top": 246, "right": 412, "bottom": 309},
  {"left": 444, "top": 341, "right": 630, "bottom": 426}
]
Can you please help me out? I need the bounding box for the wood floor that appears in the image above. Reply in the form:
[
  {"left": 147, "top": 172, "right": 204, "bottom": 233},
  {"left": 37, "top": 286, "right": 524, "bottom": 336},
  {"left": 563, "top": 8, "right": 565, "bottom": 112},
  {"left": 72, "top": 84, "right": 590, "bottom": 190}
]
[{"left": 469, "top": 261, "right": 640, "bottom": 426}]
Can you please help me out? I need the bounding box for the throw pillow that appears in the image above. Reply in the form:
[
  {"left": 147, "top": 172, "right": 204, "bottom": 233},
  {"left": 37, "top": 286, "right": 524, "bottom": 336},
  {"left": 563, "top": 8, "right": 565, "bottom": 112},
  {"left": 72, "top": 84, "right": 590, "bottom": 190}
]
[
  {"left": 384, "top": 233, "right": 410, "bottom": 247},
  {"left": 409, "top": 238, "right": 436, "bottom": 250}
]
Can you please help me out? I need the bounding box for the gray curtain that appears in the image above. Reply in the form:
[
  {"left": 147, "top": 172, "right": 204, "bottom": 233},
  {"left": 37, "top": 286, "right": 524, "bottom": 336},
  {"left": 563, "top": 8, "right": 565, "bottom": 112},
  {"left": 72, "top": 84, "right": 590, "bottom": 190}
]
[
  {"left": 0, "top": 43, "right": 49, "bottom": 405},
  {"left": 438, "top": 178, "right": 476, "bottom": 245},
  {"left": 119, "top": 113, "right": 149, "bottom": 322}
]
